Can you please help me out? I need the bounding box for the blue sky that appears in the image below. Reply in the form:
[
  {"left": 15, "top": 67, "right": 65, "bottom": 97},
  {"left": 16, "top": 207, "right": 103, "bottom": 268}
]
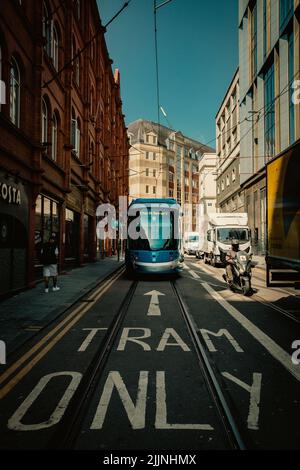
[{"left": 97, "top": 0, "right": 238, "bottom": 148}]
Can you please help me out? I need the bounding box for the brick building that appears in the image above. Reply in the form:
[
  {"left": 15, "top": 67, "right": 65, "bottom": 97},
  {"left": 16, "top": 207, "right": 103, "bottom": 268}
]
[{"left": 0, "top": 0, "right": 129, "bottom": 297}]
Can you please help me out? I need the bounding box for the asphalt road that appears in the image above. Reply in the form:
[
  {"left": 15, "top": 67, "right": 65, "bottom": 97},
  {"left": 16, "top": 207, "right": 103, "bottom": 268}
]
[{"left": 0, "top": 258, "right": 299, "bottom": 450}]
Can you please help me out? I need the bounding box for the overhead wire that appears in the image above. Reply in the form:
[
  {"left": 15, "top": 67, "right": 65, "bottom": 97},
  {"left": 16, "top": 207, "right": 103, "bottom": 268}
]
[{"left": 43, "top": 0, "right": 133, "bottom": 89}]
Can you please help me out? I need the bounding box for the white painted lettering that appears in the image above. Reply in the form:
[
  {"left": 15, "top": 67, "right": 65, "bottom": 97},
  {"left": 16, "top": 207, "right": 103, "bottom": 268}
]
[
  {"left": 199, "top": 328, "right": 244, "bottom": 353},
  {"left": 78, "top": 328, "right": 107, "bottom": 352},
  {"left": 222, "top": 371, "right": 262, "bottom": 430},
  {"left": 8, "top": 372, "right": 82, "bottom": 431},
  {"left": 155, "top": 371, "right": 213, "bottom": 430},
  {"left": 156, "top": 328, "right": 190, "bottom": 352},
  {"left": 0, "top": 340, "right": 6, "bottom": 365},
  {"left": 91, "top": 371, "right": 148, "bottom": 430},
  {"left": 117, "top": 328, "right": 151, "bottom": 351}
]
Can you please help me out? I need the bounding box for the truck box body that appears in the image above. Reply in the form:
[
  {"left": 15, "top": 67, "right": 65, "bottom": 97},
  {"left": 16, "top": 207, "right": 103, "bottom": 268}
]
[{"left": 266, "top": 141, "right": 300, "bottom": 285}]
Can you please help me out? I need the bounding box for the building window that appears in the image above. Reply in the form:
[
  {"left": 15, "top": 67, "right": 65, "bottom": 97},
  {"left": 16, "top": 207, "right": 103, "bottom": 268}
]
[
  {"left": 153, "top": 186, "right": 156, "bottom": 194},
  {"left": 264, "top": 61, "right": 275, "bottom": 159},
  {"left": 146, "top": 185, "right": 149, "bottom": 194},
  {"left": 288, "top": 30, "right": 295, "bottom": 145},
  {"left": 280, "top": 0, "right": 294, "bottom": 32},
  {"left": 74, "top": 0, "right": 81, "bottom": 20},
  {"left": 217, "top": 184, "right": 220, "bottom": 195},
  {"left": 10, "top": 58, "right": 20, "bottom": 127},
  {"left": 43, "top": 2, "right": 52, "bottom": 57},
  {"left": 232, "top": 168, "right": 236, "bottom": 182},
  {"left": 146, "top": 152, "right": 149, "bottom": 160},
  {"left": 169, "top": 189, "right": 174, "bottom": 197},
  {"left": 152, "top": 135, "right": 157, "bottom": 144},
  {"left": 251, "top": 2, "right": 258, "bottom": 78},
  {"left": 35, "top": 194, "right": 60, "bottom": 264},
  {"left": 42, "top": 98, "right": 48, "bottom": 145},
  {"left": 71, "top": 109, "right": 80, "bottom": 158},
  {"left": 169, "top": 171, "right": 173, "bottom": 183},
  {"left": 221, "top": 180, "right": 224, "bottom": 191},
  {"left": 153, "top": 153, "right": 156, "bottom": 161},
  {"left": 263, "top": 0, "right": 267, "bottom": 59},
  {"left": 52, "top": 113, "right": 58, "bottom": 161},
  {"left": 0, "top": 46, "right": 4, "bottom": 111},
  {"left": 226, "top": 175, "right": 230, "bottom": 187},
  {"left": 153, "top": 169, "right": 156, "bottom": 177},
  {"left": 53, "top": 25, "right": 59, "bottom": 70},
  {"left": 145, "top": 168, "right": 149, "bottom": 176}
]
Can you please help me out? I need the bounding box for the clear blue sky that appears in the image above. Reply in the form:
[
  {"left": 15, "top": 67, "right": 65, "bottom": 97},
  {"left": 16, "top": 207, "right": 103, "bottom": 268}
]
[{"left": 97, "top": 0, "right": 238, "bottom": 148}]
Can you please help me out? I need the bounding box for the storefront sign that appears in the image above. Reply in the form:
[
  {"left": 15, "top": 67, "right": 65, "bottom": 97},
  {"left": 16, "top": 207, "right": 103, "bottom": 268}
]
[{"left": 0, "top": 182, "right": 21, "bottom": 205}]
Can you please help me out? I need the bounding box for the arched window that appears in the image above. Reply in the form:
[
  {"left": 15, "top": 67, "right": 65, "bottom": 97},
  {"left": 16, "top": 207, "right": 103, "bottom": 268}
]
[
  {"left": 10, "top": 57, "right": 20, "bottom": 126},
  {"left": 76, "top": 118, "right": 81, "bottom": 158},
  {"left": 51, "top": 112, "right": 58, "bottom": 161},
  {"left": 43, "top": 2, "right": 51, "bottom": 57},
  {"left": 74, "top": 0, "right": 81, "bottom": 19},
  {"left": 53, "top": 24, "right": 59, "bottom": 70},
  {"left": 42, "top": 98, "right": 48, "bottom": 144},
  {"left": 71, "top": 108, "right": 80, "bottom": 158}
]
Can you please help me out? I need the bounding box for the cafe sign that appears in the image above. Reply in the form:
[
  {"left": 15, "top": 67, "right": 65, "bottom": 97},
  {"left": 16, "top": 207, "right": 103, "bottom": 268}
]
[{"left": 0, "top": 181, "right": 21, "bottom": 205}]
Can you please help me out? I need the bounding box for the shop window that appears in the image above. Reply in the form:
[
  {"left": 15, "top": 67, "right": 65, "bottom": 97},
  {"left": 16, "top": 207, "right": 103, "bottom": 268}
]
[{"left": 34, "top": 195, "right": 60, "bottom": 268}]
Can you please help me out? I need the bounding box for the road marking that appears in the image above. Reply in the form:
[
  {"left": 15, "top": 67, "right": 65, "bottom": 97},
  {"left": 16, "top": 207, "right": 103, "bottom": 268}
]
[
  {"left": 199, "top": 328, "right": 244, "bottom": 353},
  {"left": 155, "top": 371, "right": 214, "bottom": 430},
  {"left": 144, "top": 290, "right": 165, "bottom": 316},
  {"left": 189, "top": 270, "right": 200, "bottom": 279},
  {"left": 117, "top": 328, "right": 152, "bottom": 351},
  {"left": 222, "top": 372, "right": 262, "bottom": 431},
  {"left": 0, "top": 269, "right": 124, "bottom": 399},
  {"left": 0, "top": 341, "right": 6, "bottom": 365},
  {"left": 157, "top": 328, "right": 191, "bottom": 352},
  {"left": 117, "top": 328, "right": 191, "bottom": 352},
  {"left": 91, "top": 371, "right": 148, "bottom": 430},
  {"left": 202, "top": 281, "right": 300, "bottom": 381},
  {"left": 7, "top": 372, "right": 82, "bottom": 431},
  {"left": 78, "top": 328, "right": 108, "bottom": 352}
]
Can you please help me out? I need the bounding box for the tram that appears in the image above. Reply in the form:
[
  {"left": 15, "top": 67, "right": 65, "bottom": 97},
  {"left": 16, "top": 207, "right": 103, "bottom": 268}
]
[{"left": 125, "top": 198, "right": 184, "bottom": 275}]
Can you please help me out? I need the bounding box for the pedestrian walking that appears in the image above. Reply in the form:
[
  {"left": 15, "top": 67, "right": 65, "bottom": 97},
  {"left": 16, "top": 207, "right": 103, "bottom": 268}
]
[{"left": 40, "top": 236, "right": 60, "bottom": 293}]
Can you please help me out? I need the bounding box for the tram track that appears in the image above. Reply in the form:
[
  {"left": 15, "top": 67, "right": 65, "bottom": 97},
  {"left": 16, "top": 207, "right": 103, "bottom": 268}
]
[
  {"left": 171, "top": 280, "right": 246, "bottom": 450},
  {"left": 46, "top": 276, "right": 247, "bottom": 450},
  {"left": 48, "top": 279, "right": 139, "bottom": 449}
]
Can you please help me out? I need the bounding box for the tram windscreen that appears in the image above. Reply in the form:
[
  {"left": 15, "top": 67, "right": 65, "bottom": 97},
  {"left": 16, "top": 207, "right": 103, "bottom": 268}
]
[{"left": 128, "top": 208, "right": 178, "bottom": 251}]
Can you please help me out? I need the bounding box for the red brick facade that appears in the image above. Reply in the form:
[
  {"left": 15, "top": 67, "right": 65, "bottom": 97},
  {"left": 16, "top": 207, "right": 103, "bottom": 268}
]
[{"left": 0, "top": 0, "right": 129, "bottom": 297}]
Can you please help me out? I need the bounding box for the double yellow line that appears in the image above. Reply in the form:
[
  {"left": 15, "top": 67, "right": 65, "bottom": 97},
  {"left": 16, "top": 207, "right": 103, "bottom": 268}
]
[{"left": 0, "top": 268, "right": 125, "bottom": 400}]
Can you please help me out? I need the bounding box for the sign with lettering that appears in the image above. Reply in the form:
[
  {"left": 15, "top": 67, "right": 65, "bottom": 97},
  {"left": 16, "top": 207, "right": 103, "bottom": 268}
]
[{"left": 0, "top": 182, "right": 21, "bottom": 205}]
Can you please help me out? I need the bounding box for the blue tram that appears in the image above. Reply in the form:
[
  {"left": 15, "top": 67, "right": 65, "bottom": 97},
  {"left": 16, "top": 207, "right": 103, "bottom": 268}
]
[{"left": 125, "top": 198, "right": 184, "bottom": 275}]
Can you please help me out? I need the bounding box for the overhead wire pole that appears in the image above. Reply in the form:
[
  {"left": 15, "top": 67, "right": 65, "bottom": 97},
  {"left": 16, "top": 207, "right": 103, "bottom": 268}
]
[
  {"left": 154, "top": 0, "right": 161, "bottom": 142},
  {"left": 153, "top": 0, "right": 173, "bottom": 196}
]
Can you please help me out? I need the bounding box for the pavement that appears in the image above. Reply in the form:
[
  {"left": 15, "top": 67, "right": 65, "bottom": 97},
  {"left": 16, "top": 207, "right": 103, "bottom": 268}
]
[
  {"left": 251, "top": 255, "right": 266, "bottom": 270},
  {"left": 0, "top": 256, "right": 124, "bottom": 356}
]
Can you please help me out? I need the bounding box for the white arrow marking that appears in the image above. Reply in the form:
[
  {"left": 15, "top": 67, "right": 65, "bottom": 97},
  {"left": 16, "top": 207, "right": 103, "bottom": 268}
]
[{"left": 144, "top": 290, "right": 165, "bottom": 316}]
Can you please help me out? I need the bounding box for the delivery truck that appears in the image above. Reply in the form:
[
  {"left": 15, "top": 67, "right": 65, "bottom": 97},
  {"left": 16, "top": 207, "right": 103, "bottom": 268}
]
[
  {"left": 184, "top": 232, "right": 200, "bottom": 256},
  {"left": 196, "top": 213, "right": 251, "bottom": 266}
]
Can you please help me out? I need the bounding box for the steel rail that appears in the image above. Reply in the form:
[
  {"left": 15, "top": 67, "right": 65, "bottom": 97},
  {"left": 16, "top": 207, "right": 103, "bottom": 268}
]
[
  {"left": 48, "top": 279, "right": 138, "bottom": 449},
  {"left": 171, "top": 280, "right": 247, "bottom": 450}
]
